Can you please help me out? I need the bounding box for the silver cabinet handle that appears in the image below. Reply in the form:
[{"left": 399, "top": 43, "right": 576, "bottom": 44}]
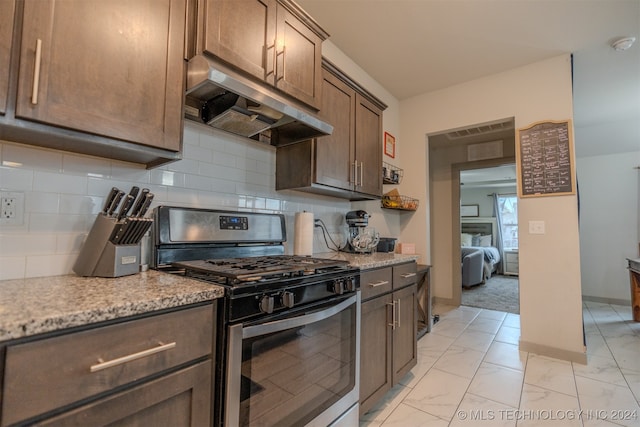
[
  {"left": 360, "top": 161, "right": 364, "bottom": 187},
  {"left": 397, "top": 298, "right": 401, "bottom": 328},
  {"left": 352, "top": 161, "right": 357, "bottom": 185},
  {"left": 400, "top": 273, "right": 416, "bottom": 279},
  {"left": 368, "top": 280, "right": 389, "bottom": 288},
  {"left": 31, "top": 38, "right": 42, "bottom": 105},
  {"left": 89, "top": 342, "right": 176, "bottom": 373}
]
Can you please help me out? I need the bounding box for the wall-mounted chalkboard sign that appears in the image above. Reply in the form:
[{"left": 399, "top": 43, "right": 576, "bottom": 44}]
[{"left": 516, "top": 120, "right": 576, "bottom": 198}]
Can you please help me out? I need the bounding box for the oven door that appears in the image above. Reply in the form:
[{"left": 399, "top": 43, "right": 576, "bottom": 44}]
[{"left": 225, "top": 292, "right": 360, "bottom": 427}]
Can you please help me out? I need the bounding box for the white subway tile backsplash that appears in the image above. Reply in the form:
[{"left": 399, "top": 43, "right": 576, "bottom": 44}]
[
  {"left": 0, "top": 257, "right": 26, "bottom": 281},
  {"left": 25, "top": 253, "right": 77, "bottom": 278},
  {"left": 59, "top": 194, "right": 103, "bottom": 215},
  {"left": 62, "top": 153, "right": 111, "bottom": 177},
  {"left": 0, "top": 124, "right": 359, "bottom": 280},
  {"left": 3, "top": 142, "right": 63, "bottom": 172},
  {"left": 0, "top": 234, "right": 57, "bottom": 256},
  {"left": 26, "top": 191, "right": 59, "bottom": 214},
  {"left": 0, "top": 165, "right": 34, "bottom": 191},
  {"left": 30, "top": 213, "right": 89, "bottom": 233},
  {"left": 34, "top": 171, "right": 87, "bottom": 195}
]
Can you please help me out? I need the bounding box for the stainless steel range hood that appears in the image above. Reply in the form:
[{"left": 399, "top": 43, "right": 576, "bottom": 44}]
[{"left": 185, "top": 55, "right": 333, "bottom": 145}]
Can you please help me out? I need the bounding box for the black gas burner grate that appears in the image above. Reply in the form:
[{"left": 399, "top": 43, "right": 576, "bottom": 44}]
[{"left": 174, "top": 255, "right": 350, "bottom": 284}]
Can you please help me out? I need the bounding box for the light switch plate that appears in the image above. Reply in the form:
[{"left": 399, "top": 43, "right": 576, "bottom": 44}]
[{"left": 529, "top": 220, "right": 545, "bottom": 234}]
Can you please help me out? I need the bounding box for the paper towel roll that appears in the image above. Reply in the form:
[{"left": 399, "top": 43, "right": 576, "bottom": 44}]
[{"left": 294, "top": 211, "right": 314, "bottom": 256}]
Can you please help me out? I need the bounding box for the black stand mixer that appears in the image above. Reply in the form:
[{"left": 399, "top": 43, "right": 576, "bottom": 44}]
[{"left": 342, "top": 210, "right": 379, "bottom": 253}]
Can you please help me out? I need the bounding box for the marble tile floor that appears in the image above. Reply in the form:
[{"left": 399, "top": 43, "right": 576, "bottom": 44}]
[{"left": 360, "top": 301, "right": 640, "bottom": 427}]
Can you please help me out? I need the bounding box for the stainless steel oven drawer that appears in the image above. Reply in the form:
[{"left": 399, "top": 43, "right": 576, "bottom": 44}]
[{"left": 2, "top": 304, "right": 213, "bottom": 426}]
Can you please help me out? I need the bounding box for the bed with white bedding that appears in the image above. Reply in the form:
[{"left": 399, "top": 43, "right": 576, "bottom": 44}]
[{"left": 461, "top": 217, "right": 501, "bottom": 278}]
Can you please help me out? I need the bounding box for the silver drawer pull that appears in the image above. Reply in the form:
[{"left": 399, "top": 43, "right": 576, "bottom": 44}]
[
  {"left": 90, "top": 342, "right": 176, "bottom": 373},
  {"left": 400, "top": 273, "right": 416, "bottom": 279},
  {"left": 368, "top": 280, "right": 389, "bottom": 288}
]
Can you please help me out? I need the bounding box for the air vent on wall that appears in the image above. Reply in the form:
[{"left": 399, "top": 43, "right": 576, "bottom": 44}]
[{"left": 446, "top": 119, "right": 512, "bottom": 140}]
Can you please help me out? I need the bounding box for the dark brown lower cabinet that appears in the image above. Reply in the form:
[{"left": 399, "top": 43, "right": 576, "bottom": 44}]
[
  {"left": 359, "top": 263, "right": 417, "bottom": 416},
  {"left": 1, "top": 303, "right": 215, "bottom": 427},
  {"left": 38, "top": 360, "right": 212, "bottom": 427}
]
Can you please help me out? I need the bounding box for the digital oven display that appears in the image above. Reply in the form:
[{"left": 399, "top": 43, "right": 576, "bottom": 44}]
[{"left": 219, "top": 215, "right": 248, "bottom": 230}]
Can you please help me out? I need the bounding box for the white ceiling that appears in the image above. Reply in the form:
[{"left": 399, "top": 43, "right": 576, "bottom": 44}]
[{"left": 297, "top": 0, "right": 640, "bottom": 158}]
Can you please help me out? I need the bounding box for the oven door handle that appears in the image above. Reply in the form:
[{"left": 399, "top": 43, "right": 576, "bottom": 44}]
[{"left": 242, "top": 294, "right": 357, "bottom": 339}]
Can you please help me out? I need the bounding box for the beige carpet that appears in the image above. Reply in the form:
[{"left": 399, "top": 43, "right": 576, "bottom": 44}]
[{"left": 461, "top": 275, "right": 520, "bottom": 314}]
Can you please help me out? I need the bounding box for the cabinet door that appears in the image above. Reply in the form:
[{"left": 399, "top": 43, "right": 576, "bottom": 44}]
[
  {"left": 392, "top": 284, "right": 418, "bottom": 383},
  {"left": 16, "top": 0, "right": 185, "bottom": 151},
  {"left": 359, "top": 294, "right": 393, "bottom": 416},
  {"left": 354, "top": 93, "right": 383, "bottom": 197},
  {"left": 203, "top": 0, "right": 277, "bottom": 85},
  {"left": 275, "top": 4, "right": 322, "bottom": 109},
  {"left": 0, "top": 0, "right": 15, "bottom": 115},
  {"left": 37, "top": 361, "right": 212, "bottom": 427},
  {"left": 314, "top": 68, "right": 355, "bottom": 190}
]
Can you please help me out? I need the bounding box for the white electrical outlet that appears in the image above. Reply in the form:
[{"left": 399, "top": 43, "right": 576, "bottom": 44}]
[{"left": 0, "top": 192, "right": 25, "bottom": 225}]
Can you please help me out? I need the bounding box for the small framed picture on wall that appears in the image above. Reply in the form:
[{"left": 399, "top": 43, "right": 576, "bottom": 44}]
[{"left": 384, "top": 132, "right": 395, "bottom": 158}]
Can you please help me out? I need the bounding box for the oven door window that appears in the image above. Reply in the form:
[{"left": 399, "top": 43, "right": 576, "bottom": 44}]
[{"left": 227, "top": 295, "right": 357, "bottom": 427}]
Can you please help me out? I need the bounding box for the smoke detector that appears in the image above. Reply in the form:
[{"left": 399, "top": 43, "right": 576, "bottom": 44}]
[{"left": 611, "top": 37, "right": 636, "bottom": 51}]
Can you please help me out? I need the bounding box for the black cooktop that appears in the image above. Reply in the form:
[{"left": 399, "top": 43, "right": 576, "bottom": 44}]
[{"left": 172, "top": 255, "right": 352, "bottom": 284}]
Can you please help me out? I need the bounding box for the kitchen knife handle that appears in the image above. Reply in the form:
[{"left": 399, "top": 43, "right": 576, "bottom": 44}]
[
  {"left": 31, "top": 39, "right": 42, "bottom": 105},
  {"left": 117, "top": 194, "right": 135, "bottom": 221},
  {"left": 102, "top": 187, "right": 119, "bottom": 215},
  {"left": 137, "top": 193, "right": 154, "bottom": 217},
  {"left": 107, "top": 190, "right": 125, "bottom": 216},
  {"left": 130, "top": 188, "right": 149, "bottom": 217}
]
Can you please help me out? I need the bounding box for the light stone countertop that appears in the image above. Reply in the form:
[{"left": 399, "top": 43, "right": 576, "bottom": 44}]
[
  {"left": 0, "top": 254, "right": 419, "bottom": 343},
  {"left": 0, "top": 270, "right": 225, "bottom": 343},
  {"left": 314, "top": 251, "right": 421, "bottom": 270}
]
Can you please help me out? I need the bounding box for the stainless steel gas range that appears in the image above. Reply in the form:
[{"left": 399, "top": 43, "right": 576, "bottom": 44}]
[{"left": 151, "top": 206, "right": 361, "bottom": 427}]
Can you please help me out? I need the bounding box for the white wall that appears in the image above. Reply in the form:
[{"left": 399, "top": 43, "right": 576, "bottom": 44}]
[
  {"left": 577, "top": 150, "right": 640, "bottom": 303},
  {"left": 0, "top": 42, "right": 403, "bottom": 281},
  {"left": 399, "top": 55, "right": 585, "bottom": 361}
]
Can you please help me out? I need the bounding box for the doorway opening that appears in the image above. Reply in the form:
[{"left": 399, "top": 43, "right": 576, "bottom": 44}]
[{"left": 459, "top": 165, "right": 520, "bottom": 314}]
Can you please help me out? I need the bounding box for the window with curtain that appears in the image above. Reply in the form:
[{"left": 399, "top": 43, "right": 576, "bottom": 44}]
[{"left": 497, "top": 194, "right": 518, "bottom": 249}]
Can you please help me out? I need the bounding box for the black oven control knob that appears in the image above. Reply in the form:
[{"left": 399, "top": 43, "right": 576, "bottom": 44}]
[
  {"left": 332, "top": 279, "right": 344, "bottom": 295},
  {"left": 259, "top": 295, "right": 275, "bottom": 314},
  {"left": 281, "top": 291, "right": 295, "bottom": 308},
  {"left": 344, "top": 276, "right": 356, "bottom": 292}
]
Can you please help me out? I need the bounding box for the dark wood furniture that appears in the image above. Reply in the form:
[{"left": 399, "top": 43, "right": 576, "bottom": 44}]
[
  {"left": 416, "top": 264, "right": 432, "bottom": 338},
  {"left": 276, "top": 59, "right": 386, "bottom": 200},
  {"left": 0, "top": 0, "right": 15, "bottom": 116},
  {"left": 194, "top": 0, "right": 326, "bottom": 109},
  {"left": 0, "top": 0, "right": 186, "bottom": 167},
  {"left": 359, "top": 261, "right": 417, "bottom": 416},
  {"left": 1, "top": 303, "right": 215, "bottom": 426}
]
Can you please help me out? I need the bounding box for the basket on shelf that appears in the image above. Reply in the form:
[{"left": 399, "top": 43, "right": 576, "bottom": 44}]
[
  {"left": 381, "top": 194, "right": 419, "bottom": 211},
  {"left": 382, "top": 162, "right": 403, "bottom": 184}
]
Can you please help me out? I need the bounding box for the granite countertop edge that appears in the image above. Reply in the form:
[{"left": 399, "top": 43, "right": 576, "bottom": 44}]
[
  {"left": 0, "top": 270, "right": 225, "bottom": 343},
  {"left": 0, "top": 254, "right": 419, "bottom": 343}
]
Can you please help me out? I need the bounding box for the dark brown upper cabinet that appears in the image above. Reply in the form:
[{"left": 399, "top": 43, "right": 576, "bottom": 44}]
[
  {"left": 276, "top": 59, "right": 386, "bottom": 200},
  {"left": 196, "top": 0, "right": 326, "bottom": 110},
  {"left": 0, "top": 0, "right": 187, "bottom": 167},
  {"left": 0, "top": 0, "right": 15, "bottom": 116}
]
